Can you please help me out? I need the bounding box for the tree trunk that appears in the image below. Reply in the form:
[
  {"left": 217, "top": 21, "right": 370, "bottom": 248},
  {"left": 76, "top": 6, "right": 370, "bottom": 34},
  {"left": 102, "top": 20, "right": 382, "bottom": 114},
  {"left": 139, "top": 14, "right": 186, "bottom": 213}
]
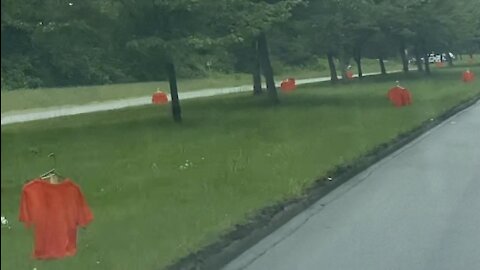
[
  {"left": 166, "top": 62, "right": 182, "bottom": 122},
  {"left": 257, "top": 32, "right": 278, "bottom": 103},
  {"left": 414, "top": 47, "right": 424, "bottom": 72},
  {"left": 353, "top": 47, "right": 363, "bottom": 78},
  {"left": 354, "top": 57, "right": 362, "bottom": 78},
  {"left": 252, "top": 39, "right": 262, "bottom": 95},
  {"left": 424, "top": 52, "right": 431, "bottom": 75},
  {"left": 446, "top": 52, "right": 454, "bottom": 67},
  {"left": 379, "top": 57, "right": 387, "bottom": 75},
  {"left": 327, "top": 52, "right": 338, "bottom": 83},
  {"left": 399, "top": 42, "right": 409, "bottom": 73}
]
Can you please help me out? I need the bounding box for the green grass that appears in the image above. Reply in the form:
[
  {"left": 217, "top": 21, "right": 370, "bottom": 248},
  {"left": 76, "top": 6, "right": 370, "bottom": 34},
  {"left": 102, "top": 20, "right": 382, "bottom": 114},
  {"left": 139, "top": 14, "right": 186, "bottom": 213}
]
[
  {"left": 0, "top": 58, "right": 403, "bottom": 113},
  {"left": 0, "top": 73, "right": 253, "bottom": 113},
  {"left": 2, "top": 56, "right": 477, "bottom": 113},
  {"left": 455, "top": 54, "right": 480, "bottom": 66},
  {"left": 1, "top": 67, "right": 479, "bottom": 270}
]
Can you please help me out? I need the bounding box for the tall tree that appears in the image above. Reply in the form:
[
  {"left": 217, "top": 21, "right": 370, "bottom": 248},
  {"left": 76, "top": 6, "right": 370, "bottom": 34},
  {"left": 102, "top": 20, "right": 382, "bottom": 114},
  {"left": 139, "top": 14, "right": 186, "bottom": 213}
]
[
  {"left": 257, "top": 32, "right": 278, "bottom": 102},
  {"left": 363, "top": 32, "right": 397, "bottom": 75},
  {"left": 297, "top": 0, "right": 377, "bottom": 81},
  {"left": 378, "top": 0, "right": 480, "bottom": 75},
  {"left": 251, "top": 40, "right": 263, "bottom": 95},
  {"left": 218, "top": 0, "right": 302, "bottom": 101},
  {"left": 124, "top": 0, "right": 299, "bottom": 120},
  {"left": 375, "top": 0, "right": 417, "bottom": 73}
]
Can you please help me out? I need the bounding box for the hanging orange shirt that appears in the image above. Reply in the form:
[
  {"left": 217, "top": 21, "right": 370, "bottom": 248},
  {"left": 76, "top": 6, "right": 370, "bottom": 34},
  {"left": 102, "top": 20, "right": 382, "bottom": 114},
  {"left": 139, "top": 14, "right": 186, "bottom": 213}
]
[
  {"left": 388, "top": 87, "right": 404, "bottom": 107},
  {"left": 388, "top": 86, "right": 412, "bottom": 107},
  {"left": 19, "top": 179, "right": 93, "bottom": 259},
  {"left": 280, "top": 78, "right": 296, "bottom": 92},
  {"left": 346, "top": 71, "right": 354, "bottom": 80},
  {"left": 152, "top": 91, "right": 169, "bottom": 104},
  {"left": 463, "top": 71, "right": 475, "bottom": 82}
]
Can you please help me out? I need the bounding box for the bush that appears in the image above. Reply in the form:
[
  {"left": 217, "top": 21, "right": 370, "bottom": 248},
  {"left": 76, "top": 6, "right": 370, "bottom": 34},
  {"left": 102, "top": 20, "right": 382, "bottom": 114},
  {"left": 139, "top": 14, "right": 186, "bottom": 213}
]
[{"left": 1, "top": 56, "right": 44, "bottom": 90}]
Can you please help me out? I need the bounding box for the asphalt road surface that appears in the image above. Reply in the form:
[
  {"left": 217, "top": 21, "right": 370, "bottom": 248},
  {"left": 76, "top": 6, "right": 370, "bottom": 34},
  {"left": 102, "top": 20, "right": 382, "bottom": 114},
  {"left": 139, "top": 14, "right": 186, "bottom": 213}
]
[{"left": 224, "top": 100, "right": 480, "bottom": 270}]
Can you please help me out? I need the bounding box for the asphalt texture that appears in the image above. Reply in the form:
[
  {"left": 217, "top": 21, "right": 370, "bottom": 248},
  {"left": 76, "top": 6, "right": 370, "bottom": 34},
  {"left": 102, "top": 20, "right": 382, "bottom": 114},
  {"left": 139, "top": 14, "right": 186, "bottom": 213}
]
[{"left": 223, "top": 100, "right": 480, "bottom": 270}]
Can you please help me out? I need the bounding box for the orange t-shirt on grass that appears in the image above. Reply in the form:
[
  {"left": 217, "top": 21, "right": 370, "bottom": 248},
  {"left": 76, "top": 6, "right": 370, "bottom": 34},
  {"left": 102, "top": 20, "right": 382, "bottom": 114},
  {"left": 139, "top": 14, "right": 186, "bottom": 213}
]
[
  {"left": 19, "top": 179, "right": 93, "bottom": 259},
  {"left": 388, "top": 86, "right": 412, "bottom": 107}
]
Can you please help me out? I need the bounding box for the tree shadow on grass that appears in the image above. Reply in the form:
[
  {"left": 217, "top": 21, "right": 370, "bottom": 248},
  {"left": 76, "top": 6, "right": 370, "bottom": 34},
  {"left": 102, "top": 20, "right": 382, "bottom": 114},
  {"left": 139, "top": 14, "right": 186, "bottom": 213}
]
[{"left": 184, "top": 91, "right": 390, "bottom": 113}]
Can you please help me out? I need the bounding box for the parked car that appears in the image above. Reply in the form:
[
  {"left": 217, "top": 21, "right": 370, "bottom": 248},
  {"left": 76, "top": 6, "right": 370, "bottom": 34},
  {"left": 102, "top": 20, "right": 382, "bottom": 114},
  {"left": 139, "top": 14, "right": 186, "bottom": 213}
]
[{"left": 409, "top": 52, "right": 455, "bottom": 65}]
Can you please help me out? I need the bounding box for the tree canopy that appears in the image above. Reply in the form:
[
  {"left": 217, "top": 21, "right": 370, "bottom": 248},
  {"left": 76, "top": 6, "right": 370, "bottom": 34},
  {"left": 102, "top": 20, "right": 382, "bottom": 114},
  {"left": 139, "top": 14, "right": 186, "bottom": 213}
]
[{"left": 2, "top": 0, "right": 479, "bottom": 90}]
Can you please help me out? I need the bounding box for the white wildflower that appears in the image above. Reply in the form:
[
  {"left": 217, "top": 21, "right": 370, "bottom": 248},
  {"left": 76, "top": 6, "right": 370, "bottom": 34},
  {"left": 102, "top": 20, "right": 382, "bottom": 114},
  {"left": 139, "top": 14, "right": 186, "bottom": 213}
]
[{"left": 1, "top": 216, "right": 8, "bottom": 225}]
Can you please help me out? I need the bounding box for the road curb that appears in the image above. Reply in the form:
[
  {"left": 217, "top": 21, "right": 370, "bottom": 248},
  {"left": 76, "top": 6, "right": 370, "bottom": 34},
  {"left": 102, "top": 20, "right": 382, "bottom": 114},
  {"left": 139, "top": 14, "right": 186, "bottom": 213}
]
[{"left": 166, "top": 93, "right": 480, "bottom": 270}]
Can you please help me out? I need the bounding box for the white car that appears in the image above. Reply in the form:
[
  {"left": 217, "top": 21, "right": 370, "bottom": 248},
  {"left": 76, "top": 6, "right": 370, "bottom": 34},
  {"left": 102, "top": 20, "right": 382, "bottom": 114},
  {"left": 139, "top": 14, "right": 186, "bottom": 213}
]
[{"left": 428, "top": 52, "right": 455, "bottom": 63}]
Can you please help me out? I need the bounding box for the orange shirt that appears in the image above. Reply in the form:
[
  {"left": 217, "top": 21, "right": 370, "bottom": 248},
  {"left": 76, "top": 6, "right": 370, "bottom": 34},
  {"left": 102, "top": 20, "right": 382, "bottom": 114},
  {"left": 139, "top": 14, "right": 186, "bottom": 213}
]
[
  {"left": 346, "top": 71, "right": 354, "bottom": 80},
  {"left": 19, "top": 179, "right": 93, "bottom": 259},
  {"left": 463, "top": 71, "right": 475, "bottom": 82},
  {"left": 388, "top": 87, "right": 404, "bottom": 107},
  {"left": 388, "top": 87, "right": 412, "bottom": 107},
  {"left": 280, "top": 78, "right": 296, "bottom": 92},
  {"left": 152, "top": 91, "right": 169, "bottom": 104}
]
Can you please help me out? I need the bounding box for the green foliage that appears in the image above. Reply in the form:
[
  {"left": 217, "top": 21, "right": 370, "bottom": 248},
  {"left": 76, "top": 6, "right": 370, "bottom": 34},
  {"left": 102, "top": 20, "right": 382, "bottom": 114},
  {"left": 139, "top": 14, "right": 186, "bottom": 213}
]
[
  {"left": 1, "top": 0, "right": 130, "bottom": 89},
  {"left": 1, "top": 55, "right": 42, "bottom": 89},
  {"left": 1, "top": 0, "right": 479, "bottom": 90}
]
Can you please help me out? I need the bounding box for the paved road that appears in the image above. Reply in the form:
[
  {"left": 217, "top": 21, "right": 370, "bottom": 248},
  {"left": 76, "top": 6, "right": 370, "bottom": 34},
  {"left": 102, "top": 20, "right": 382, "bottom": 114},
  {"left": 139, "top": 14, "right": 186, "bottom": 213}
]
[
  {"left": 1, "top": 72, "right": 384, "bottom": 125},
  {"left": 224, "top": 100, "right": 480, "bottom": 270}
]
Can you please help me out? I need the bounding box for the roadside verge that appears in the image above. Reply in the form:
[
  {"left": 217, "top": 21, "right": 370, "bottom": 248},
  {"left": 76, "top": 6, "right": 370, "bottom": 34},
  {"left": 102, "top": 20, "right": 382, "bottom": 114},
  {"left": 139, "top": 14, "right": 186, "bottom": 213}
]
[{"left": 167, "top": 93, "right": 480, "bottom": 270}]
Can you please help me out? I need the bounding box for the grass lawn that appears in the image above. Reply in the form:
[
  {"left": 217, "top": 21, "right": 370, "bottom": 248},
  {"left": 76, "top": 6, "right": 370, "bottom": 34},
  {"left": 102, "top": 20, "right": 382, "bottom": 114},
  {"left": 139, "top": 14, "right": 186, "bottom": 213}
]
[
  {"left": 1, "top": 67, "right": 479, "bottom": 270},
  {"left": 0, "top": 59, "right": 403, "bottom": 113}
]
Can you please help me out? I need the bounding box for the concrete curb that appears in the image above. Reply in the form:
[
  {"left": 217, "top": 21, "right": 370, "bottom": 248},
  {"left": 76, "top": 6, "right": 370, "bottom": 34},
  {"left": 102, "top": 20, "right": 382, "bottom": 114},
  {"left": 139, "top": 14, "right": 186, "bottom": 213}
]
[{"left": 166, "top": 94, "right": 480, "bottom": 270}]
